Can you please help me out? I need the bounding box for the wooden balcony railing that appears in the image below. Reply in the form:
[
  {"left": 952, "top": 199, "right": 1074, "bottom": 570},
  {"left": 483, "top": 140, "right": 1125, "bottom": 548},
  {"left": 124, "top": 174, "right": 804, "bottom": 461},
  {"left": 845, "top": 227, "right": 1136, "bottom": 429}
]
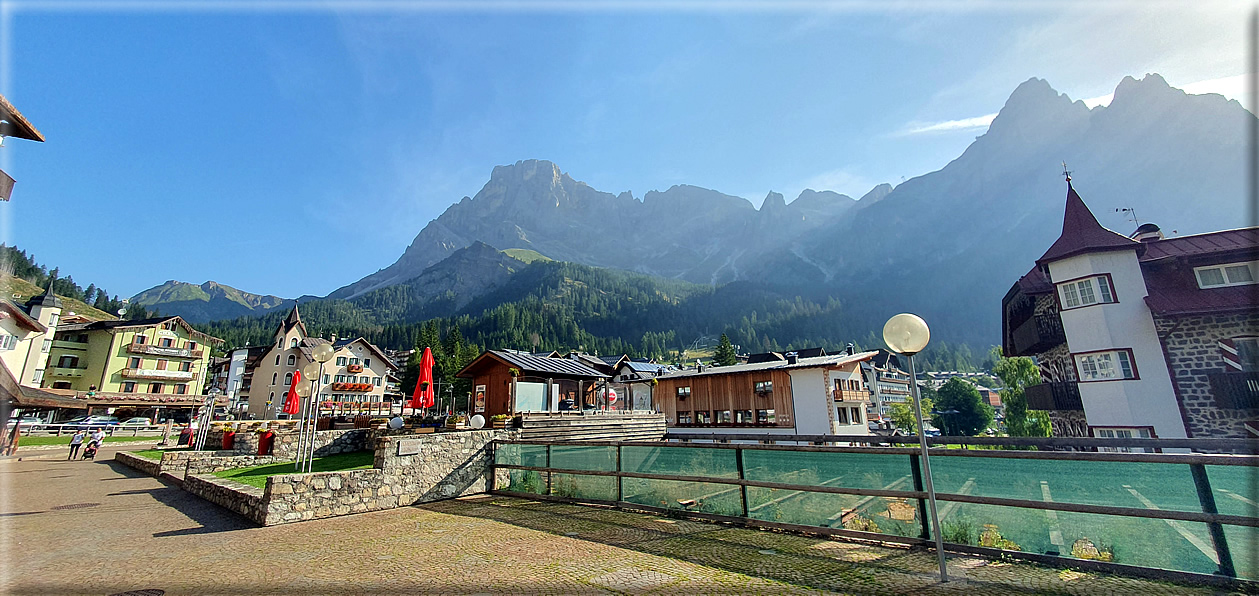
[
  {"left": 120, "top": 368, "right": 195, "bottom": 381},
  {"left": 1024, "top": 381, "right": 1083, "bottom": 411},
  {"left": 1209, "top": 372, "right": 1259, "bottom": 409},
  {"left": 1008, "top": 314, "right": 1066, "bottom": 357},
  {"left": 833, "top": 389, "right": 870, "bottom": 402},
  {"left": 127, "top": 342, "right": 203, "bottom": 359}
]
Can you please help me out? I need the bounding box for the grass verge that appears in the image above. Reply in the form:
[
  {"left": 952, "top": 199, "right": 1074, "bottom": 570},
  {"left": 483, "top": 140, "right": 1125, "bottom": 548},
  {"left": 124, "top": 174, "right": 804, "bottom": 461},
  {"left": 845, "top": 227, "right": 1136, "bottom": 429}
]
[
  {"left": 16, "top": 435, "right": 163, "bottom": 447},
  {"left": 213, "top": 450, "right": 375, "bottom": 489}
]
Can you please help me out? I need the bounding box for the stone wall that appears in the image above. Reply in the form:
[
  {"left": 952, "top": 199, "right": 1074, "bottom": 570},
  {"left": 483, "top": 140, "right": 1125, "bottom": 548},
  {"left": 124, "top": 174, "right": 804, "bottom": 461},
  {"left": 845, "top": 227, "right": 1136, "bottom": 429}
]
[
  {"left": 183, "top": 473, "right": 267, "bottom": 521},
  {"left": 272, "top": 429, "right": 368, "bottom": 459},
  {"left": 185, "top": 455, "right": 289, "bottom": 476},
  {"left": 1154, "top": 312, "right": 1259, "bottom": 439},
  {"left": 181, "top": 429, "right": 517, "bottom": 525},
  {"left": 115, "top": 451, "right": 162, "bottom": 477}
]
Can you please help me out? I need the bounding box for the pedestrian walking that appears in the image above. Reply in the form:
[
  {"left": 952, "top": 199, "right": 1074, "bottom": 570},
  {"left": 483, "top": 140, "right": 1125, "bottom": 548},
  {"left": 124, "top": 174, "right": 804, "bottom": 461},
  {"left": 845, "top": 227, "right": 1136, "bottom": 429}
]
[
  {"left": 68, "top": 430, "right": 86, "bottom": 460},
  {"left": 84, "top": 428, "right": 106, "bottom": 459}
]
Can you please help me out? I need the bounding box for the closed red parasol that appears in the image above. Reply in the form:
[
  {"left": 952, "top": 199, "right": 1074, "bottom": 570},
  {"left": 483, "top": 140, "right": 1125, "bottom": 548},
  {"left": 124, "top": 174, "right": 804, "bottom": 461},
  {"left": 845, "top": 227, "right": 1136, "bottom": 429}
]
[
  {"left": 282, "top": 370, "right": 303, "bottom": 415},
  {"left": 410, "top": 347, "right": 435, "bottom": 410}
]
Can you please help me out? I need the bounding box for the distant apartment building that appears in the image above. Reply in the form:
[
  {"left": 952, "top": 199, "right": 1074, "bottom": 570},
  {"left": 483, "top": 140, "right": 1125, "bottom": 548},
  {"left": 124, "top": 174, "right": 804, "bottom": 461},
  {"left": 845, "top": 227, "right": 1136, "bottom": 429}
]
[
  {"left": 862, "top": 350, "right": 913, "bottom": 420},
  {"left": 44, "top": 315, "right": 222, "bottom": 396},
  {"left": 0, "top": 282, "right": 61, "bottom": 386},
  {"left": 244, "top": 307, "right": 397, "bottom": 419},
  {"left": 653, "top": 350, "right": 878, "bottom": 436},
  {"left": 1002, "top": 181, "right": 1258, "bottom": 439}
]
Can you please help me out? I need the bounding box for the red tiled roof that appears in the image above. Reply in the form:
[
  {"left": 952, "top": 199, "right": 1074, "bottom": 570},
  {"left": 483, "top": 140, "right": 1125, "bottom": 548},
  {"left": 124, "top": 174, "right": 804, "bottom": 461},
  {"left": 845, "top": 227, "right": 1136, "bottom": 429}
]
[
  {"left": 1138, "top": 228, "right": 1259, "bottom": 262},
  {"left": 1144, "top": 284, "right": 1258, "bottom": 316},
  {"left": 1016, "top": 265, "right": 1054, "bottom": 295},
  {"left": 1037, "top": 183, "right": 1141, "bottom": 265}
]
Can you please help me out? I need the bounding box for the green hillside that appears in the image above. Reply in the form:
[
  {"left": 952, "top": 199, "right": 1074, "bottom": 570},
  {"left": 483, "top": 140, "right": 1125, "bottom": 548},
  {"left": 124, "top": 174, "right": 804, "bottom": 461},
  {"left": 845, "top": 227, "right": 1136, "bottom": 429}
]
[
  {"left": 1, "top": 274, "right": 116, "bottom": 321},
  {"left": 501, "top": 248, "right": 553, "bottom": 264}
]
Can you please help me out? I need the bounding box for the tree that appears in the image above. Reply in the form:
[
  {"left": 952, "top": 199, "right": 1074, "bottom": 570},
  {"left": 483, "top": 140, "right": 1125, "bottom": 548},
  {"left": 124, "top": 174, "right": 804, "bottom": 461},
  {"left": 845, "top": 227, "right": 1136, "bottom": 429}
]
[
  {"left": 930, "top": 378, "right": 993, "bottom": 436},
  {"left": 992, "top": 348, "right": 1051, "bottom": 437},
  {"left": 888, "top": 395, "right": 933, "bottom": 434},
  {"left": 713, "top": 333, "right": 737, "bottom": 366}
]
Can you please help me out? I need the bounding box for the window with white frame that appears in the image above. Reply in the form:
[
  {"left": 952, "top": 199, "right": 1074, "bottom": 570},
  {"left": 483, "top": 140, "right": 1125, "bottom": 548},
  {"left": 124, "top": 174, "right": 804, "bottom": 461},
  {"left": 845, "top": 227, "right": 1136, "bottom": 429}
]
[
  {"left": 1195, "top": 261, "right": 1258, "bottom": 289},
  {"left": 1057, "top": 275, "right": 1116, "bottom": 309},
  {"left": 1094, "top": 427, "right": 1153, "bottom": 453},
  {"left": 0, "top": 335, "right": 16, "bottom": 350},
  {"left": 1074, "top": 349, "right": 1136, "bottom": 381}
]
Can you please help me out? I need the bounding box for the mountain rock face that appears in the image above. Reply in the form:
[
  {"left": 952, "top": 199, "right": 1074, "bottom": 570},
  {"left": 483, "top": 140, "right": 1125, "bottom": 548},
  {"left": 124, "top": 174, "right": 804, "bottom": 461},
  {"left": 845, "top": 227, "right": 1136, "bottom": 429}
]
[
  {"left": 130, "top": 280, "right": 293, "bottom": 323},
  {"left": 329, "top": 74, "right": 1251, "bottom": 345},
  {"left": 328, "top": 161, "right": 865, "bottom": 299}
]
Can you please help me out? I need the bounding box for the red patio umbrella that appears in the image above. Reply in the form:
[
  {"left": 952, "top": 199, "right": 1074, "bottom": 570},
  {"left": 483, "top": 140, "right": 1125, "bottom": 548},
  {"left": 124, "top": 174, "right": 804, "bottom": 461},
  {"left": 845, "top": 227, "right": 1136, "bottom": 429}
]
[
  {"left": 410, "top": 347, "right": 435, "bottom": 411},
  {"left": 282, "top": 370, "right": 303, "bottom": 415}
]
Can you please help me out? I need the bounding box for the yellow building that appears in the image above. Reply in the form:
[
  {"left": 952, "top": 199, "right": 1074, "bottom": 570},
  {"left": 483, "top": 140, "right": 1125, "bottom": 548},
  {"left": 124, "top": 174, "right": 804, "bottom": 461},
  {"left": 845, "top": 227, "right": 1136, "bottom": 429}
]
[{"left": 44, "top": 315, "right": 222, "bottom": 396}]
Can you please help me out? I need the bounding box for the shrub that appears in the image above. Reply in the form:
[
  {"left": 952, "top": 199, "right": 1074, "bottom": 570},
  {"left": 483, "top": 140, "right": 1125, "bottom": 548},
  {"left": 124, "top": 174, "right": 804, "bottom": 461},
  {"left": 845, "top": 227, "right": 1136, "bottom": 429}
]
[
  {"left": 978, "top": 523, "right": 1020, "bottom": 551},
  {"left": 941, "top": 516, "right": 977, "bottom": 545},
  {"left": 843, "top": 514, "right": 880, "bottom": 533}
]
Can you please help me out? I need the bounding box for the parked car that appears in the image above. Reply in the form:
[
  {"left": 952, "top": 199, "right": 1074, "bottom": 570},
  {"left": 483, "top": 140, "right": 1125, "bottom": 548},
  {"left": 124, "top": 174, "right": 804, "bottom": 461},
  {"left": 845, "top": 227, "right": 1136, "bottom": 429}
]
[
  {"left": 118, "top": 417, "right": 153, "bottom": 426},
  {"left": 78, "top": 415, "right": 120, "bottom": 430},
  {"left": 5, "top": 416, "right": 44, "bottom": 431}
]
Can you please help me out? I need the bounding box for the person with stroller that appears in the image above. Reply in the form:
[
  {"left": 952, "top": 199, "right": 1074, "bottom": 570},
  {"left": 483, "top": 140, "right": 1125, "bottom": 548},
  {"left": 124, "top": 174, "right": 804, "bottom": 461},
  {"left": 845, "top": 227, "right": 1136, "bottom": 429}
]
[
  {"left": 68, "top": 430, "right": 86, "bottom": 460},
  {"left": 83, "top": 428, "right": 105, "bottom": 460}
]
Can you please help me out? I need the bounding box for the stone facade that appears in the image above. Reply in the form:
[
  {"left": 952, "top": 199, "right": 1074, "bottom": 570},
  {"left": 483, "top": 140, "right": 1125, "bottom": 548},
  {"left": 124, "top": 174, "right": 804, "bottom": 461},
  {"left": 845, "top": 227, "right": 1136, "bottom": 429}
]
[
  {"left": 185, "top": 455, "right": 288, "bottom": 476},
  {"left": 1154, "top": 312, "right": 1259, "bottom": 439},
  {"left": 181, "top": 429, "right": 518, "bottom": 525}
]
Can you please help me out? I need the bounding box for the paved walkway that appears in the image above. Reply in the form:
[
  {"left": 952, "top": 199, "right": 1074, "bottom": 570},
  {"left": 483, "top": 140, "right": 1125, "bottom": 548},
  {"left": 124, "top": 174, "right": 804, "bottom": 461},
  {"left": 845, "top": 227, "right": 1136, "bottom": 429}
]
[{"left": 0, "top": 446, "right": 1230, "bottom": 595}]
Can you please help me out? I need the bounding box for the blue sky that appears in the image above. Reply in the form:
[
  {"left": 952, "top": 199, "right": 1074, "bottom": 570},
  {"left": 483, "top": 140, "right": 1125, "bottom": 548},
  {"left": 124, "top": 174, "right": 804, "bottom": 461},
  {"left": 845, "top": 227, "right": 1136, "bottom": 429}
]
[{"left": 0, "top": 1, "right": 1250, "bottom": 300}]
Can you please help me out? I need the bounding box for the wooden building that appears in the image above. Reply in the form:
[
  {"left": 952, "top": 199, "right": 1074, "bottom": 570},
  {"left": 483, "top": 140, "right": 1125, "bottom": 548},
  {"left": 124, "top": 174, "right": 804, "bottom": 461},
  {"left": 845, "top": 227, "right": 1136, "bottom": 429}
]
[
  {"left": 653, "top": 351, "right": 878, "bottom": 437},
  {"left": 456, "top": 350, "right": 609, "bottom": 418}
]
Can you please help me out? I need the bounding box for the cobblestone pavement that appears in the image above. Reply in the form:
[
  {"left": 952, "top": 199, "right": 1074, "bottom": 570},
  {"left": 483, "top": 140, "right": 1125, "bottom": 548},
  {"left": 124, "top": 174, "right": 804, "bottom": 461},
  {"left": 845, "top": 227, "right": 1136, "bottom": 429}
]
[{"left": 0, "top": 446, "right": 1237, "bottom": 595}]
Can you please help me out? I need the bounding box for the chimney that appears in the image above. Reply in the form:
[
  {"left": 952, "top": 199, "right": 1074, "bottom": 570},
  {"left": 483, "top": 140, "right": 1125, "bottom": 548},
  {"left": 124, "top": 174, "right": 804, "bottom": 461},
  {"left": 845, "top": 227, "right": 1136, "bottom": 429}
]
[
  {"left": 697, "top": 363, "right": 704, "bottom": 373},
  {"left": 846, "top": 343, "right": 855, "bottom": 356},
  {"left": 330, "top": 334, "right": 338, "bottom": 343},
  {"left": 785, "top": 352, "right": 798, "bottom": 365}
]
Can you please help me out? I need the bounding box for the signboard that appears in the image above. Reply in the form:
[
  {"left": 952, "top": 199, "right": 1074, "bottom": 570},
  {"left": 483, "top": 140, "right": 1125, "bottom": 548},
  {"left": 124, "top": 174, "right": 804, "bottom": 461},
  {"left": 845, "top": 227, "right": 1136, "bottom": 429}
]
[
  {"left": 0, "top": 169, "right": 13, "bottom": 201},
  {"left": 397, "top": 439, "right": 422, "bottom": 456}
]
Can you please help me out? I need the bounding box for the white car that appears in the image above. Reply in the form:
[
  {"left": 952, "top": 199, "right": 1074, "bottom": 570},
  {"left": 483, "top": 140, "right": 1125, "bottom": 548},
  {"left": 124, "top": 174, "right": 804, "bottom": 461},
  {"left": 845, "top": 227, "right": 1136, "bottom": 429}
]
[
  {"left": 5, "top": 416, "right": 43, "bottom": 431},
  {"left": 119, "top": 417, "right": 153, "bottom": 426}
]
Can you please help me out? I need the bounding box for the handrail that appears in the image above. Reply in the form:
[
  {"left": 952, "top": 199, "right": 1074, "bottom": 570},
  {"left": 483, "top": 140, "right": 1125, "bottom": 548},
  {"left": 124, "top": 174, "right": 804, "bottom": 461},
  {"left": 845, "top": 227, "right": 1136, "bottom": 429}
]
[
  {"left": 497, "top": 438, "right": 1259, "bottom": 466},
  {"left": 663, "top": 432, "right": 1259, "bottom": 451},
  {"left": 491, "top": 438, "right": 1257, "bottom": 582}
]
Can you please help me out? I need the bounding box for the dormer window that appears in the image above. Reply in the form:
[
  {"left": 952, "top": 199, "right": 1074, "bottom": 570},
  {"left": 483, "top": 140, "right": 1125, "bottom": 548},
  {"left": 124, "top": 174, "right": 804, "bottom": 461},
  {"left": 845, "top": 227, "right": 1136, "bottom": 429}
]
[
  {"left": 290, "top": 338, "right": 299, "bottom": 349},
  {"left": 1057, "top": 275, "right": 1116, "bottom": 310},
  {"left": 1195, "top": 261, "right": 1258, "bottom": 289}
]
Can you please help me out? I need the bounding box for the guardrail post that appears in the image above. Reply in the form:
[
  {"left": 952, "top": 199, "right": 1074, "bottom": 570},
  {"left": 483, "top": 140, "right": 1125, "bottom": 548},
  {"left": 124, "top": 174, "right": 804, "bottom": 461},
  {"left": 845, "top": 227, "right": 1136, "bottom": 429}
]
[
  {"left": 616, "top": 444, "right": 624, "bottom": 502},
  {"left": 545, "top": 444, "right": 552, "bottom": 496},
  {"left": 909, "top": 453, "right": 931, "bottom": 541},
  {"left": 736, "top": 446, "right": 749, "bottom": 518},
  {"left": 1189, "top": 463, "right": 1235, "bottom": 577}
]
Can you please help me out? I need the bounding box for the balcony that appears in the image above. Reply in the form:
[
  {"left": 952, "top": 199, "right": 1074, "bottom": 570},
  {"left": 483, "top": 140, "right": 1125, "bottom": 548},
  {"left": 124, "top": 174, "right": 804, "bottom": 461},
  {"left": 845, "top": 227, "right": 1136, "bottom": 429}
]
[
  {"left": 120, "top": 368, "right": 195, "bottom": 381},
  {"left": 1024, "top": 381, "right": 1084, "bottom": 411},
  {"left": 330, "top": 382, "right": 375, "bottom": 392},
  {"left": 51, "top": 339, "right": 89, "bottom": 350},
  {"left": 1008, "top": 314, "right": 1066, "bottom": 357},
  {"left": 127, "top": 342, "right": 204, "bottom": 359},
  {"left": 833, "top": 389, "right": 870, "bottom": 402},
  {"left": 50, "top": 366, "right": 87, "bottom": 378},
  {"left": 1209, "top": 372, "right": 1259, "bottom": 409}
]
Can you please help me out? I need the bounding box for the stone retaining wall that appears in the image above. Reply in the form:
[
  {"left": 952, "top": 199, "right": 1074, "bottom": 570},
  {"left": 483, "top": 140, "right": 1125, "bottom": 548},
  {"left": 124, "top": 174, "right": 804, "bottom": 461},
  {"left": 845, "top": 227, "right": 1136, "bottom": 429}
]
[
  {"left": 180, "top": 429, "right": 517, "bottom": 525},
  {"left": 183, "top": 473, "right": 267, "bottom": 521},
  {"left": 185, "top": 455, "right": 289, "bottom": 476},
  {"left": 115, "top": 451, "right": 162, "bottom": 477}
]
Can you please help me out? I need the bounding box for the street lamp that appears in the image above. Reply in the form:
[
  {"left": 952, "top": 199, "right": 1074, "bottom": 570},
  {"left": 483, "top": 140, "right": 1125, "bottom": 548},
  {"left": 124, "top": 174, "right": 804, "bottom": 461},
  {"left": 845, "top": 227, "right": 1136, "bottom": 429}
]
[
  {"left": 883, "top": 313, "right": 949, "bottom": 582},
  {"left": 295, "top": 343, "right": 334, "bottom": 473}
]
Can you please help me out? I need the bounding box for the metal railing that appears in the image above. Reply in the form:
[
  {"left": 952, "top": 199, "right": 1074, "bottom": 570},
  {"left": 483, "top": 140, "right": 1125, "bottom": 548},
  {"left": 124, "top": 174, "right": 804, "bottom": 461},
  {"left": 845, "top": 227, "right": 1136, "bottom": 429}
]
[{"left": 490, "top": 435, "right": 1259, "bottom": 588}]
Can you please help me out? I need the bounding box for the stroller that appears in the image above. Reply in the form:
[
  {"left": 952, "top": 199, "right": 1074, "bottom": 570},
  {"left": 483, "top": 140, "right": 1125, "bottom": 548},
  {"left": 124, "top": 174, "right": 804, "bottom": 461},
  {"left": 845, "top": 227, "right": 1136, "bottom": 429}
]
[{"left": 82, "top": 442, "right": 99, "bottom": 460}]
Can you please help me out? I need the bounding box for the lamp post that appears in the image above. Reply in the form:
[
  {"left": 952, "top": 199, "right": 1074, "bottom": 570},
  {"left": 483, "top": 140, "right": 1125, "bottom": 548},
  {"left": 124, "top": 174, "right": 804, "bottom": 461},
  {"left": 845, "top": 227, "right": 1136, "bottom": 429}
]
[
  {"left": 883, "top": 313, "right": 948, "bottom": 582},
  {"left": 295, "top": 344, "right": 335, "bottom": 473}
]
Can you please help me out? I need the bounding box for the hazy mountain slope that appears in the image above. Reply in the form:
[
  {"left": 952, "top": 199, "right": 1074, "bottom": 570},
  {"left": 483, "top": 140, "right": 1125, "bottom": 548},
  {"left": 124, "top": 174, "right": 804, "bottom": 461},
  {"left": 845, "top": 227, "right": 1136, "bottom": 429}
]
[{"left": 130, "top": 280, "right": 293, "bottom": 323}]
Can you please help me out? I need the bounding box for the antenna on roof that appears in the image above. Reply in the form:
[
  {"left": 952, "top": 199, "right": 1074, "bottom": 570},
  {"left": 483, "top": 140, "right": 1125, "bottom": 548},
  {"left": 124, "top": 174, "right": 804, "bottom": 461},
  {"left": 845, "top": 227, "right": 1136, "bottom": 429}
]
[
  {"left": 1062, "top": 162, "right": 1072, "bottom": 182},
  {"left": 1115, "top": 207, "right": 1139, "bottom": 227}
]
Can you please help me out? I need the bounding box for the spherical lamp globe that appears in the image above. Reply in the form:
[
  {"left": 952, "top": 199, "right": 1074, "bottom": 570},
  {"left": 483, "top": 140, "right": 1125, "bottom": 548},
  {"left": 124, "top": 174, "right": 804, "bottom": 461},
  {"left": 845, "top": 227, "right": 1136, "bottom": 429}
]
[
  {"left": 302, "top": 362, "right": 321, "bottom": 379},
  {"left": 469, "top": 415, "right": 486, "bottom": 429},
  {"left": 883, "top": 313, "right": 930, "bottom": 355},
  {"left": 294, "top": 382, "right": 311, "bottom": 397},
  {"left": 312, "top": 343, "right": 335, "bottom": 363}
]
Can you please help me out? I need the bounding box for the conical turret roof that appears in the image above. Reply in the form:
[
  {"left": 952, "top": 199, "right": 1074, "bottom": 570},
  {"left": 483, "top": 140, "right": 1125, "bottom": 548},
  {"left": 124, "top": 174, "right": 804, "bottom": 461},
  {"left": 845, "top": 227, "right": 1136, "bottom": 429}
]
[
  {"left": 25, "top": 275, "right": 63, "bottom": 310},
  {"left": 1036, "top": 182, "right": 1140, "bottom": 265}
]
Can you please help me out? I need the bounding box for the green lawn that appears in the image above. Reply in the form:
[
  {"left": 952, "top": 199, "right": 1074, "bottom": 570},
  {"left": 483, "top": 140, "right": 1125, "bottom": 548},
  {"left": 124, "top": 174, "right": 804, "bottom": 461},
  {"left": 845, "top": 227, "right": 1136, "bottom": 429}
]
[
  {"left": 213, "top": 451, "right": 376, "bottom": 489},
  {"left": 129, "top": 449, "right": 177, "bottom": 460},
  {"left": 16, "top": 435, "right": 162, "bottom": 447}
]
